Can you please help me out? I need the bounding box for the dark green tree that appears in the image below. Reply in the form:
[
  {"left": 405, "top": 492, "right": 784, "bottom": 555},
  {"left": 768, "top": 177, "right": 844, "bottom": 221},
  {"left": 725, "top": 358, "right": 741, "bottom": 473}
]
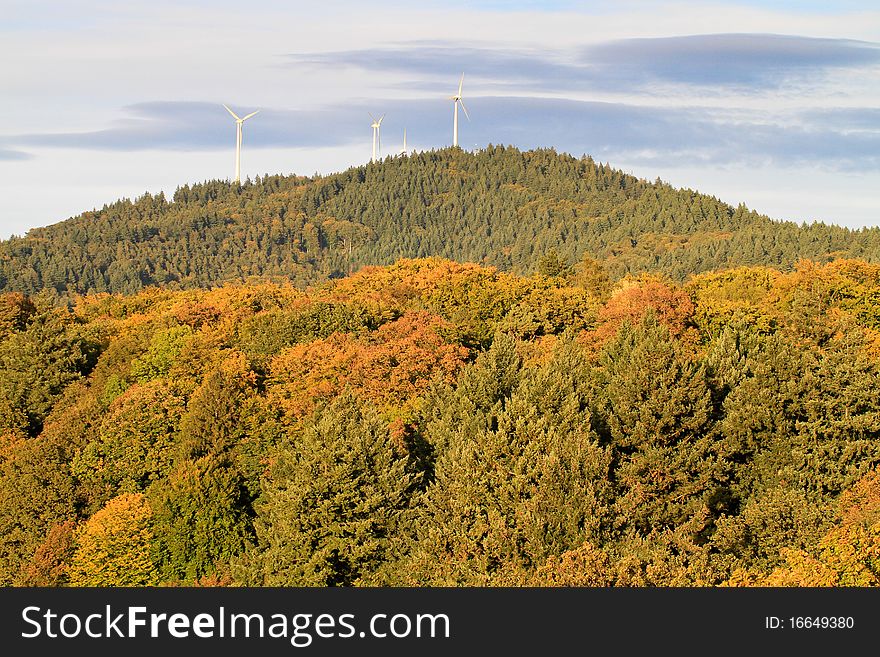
[
  {"left": 148, "top": 370, "right": 254, "bottom": 582},
  {"left": 537, "top": 249, "right": 573, "bottom": 278},
  {"left": 399, "top": 335, "right": 614, "bottom": 585},
  {"left": 597, "top": 314, "right": 728, "bottom": 538},
  {"left": 0, "top": 292, "right": 100, "bottom": 436},
  {"left": 243, "top": 392, "right": 415, "bottom": 586}
]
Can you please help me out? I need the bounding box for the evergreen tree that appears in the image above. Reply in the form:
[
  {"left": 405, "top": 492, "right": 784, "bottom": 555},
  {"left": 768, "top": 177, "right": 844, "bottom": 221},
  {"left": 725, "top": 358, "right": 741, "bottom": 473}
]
[
  {"left": 243, "top": 392, "right": 414, "bottom": 586},
  {"left": 537, "top": 249, "right": 573, "bottom": 278},
  {"left": 400, "top": 335, "right": 614, "bottom": 585},
  {"left": 3, "top": 147, "right": 877, "bottom": 298},
  {"left": 0, "top": 292, "right": 100, "bottom": 436},
  {"left": 148, "top": 369, "right": 254, "bottom": 582},
  {"left": 597, "top": 314, "right": 728, "bottom": 538}
]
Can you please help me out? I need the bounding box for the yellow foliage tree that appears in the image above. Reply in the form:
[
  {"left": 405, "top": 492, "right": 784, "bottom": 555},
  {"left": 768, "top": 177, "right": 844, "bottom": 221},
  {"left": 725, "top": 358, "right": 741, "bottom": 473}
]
[
  {"left": 529, "top": 542, "right": 615, "bottom": 587},
  {"left": 68, "top": 493, "right": 160, "bottom": 586}
]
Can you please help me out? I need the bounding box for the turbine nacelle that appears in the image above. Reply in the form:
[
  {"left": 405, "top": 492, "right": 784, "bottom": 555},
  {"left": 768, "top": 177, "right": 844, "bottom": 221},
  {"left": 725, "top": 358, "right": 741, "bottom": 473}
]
[{"left": 223, "top": 104, "right": 259, "bottom": 124}]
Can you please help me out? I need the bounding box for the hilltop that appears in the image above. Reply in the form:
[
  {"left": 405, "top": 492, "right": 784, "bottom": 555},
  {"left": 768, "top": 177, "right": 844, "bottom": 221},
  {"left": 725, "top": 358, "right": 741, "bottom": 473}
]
[{"left": 2, "top": 145, "right": 879, "bottom": 296}]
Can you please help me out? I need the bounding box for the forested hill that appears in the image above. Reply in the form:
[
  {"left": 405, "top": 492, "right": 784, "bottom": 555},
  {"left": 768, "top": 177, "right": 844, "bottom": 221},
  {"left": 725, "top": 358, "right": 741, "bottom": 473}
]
[
  {"left": 3, "top": 257, "right": 880, "bottom": 586},
  {"left": 3, "top": 145, "right": 879, "bottom": 295}
]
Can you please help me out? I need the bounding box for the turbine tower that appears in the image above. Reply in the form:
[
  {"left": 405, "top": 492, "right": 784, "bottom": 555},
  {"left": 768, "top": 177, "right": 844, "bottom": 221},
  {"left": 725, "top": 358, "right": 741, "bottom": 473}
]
[
  {"left": 399, "top": 128, "right": 408, "bottom": 156},
  {"left": 223, "top": 104, "right": 259, "bottom": 184},
  {"left": 449, "top": 73, "right": 470, "bottom": 147},
  {"left": 370, "top": 113, "right": 385, "bottom": 163}
]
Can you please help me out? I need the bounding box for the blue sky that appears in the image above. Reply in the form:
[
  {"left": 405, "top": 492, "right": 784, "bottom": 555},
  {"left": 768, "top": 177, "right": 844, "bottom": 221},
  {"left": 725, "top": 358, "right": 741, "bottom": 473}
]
[{"left": 1, "top": 0, "right": 878, "bottom": 237}]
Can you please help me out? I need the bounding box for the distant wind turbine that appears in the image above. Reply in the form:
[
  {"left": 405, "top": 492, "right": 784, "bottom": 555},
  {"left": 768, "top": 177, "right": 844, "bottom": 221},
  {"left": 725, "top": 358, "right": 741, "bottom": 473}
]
[
  {"left": 370, "top": 113, "right": 385, "bottom": 163},
  {"left": 223, "top": 104, "right": 259, "bottom": 184},
  {"left": 449, "top": 73, "right": 470, "bottom": 147},
  {"left": 399, "top": 128, "right": 408, "bottom": 156}
]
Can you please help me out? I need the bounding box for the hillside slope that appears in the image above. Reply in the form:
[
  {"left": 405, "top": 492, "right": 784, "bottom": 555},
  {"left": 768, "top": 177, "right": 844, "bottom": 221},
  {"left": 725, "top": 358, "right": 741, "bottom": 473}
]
[
  {"left": 2, "top": 257, "right": 880, "bottom": 586},
  {"left": 2, "top": 145, "right": 879, "bottom": 296}
]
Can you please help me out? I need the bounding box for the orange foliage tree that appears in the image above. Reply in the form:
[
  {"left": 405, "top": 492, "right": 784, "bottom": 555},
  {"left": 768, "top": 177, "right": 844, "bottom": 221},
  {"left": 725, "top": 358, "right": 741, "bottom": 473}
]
[
  {"left": 584, "top": 275, "right": 698, "bottom": 352},
  {"left": 20, "top": 520, "right": 77, "bottom": 586},
  {"left": 267, "top": 311, "right": 468, "bottom": 419}
]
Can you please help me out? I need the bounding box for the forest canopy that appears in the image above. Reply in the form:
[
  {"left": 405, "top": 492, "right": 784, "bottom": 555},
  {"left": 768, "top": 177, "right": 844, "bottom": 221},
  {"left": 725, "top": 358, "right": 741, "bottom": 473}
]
[{"left": 2, "top": 256, "right": 879, "bottom": 586}]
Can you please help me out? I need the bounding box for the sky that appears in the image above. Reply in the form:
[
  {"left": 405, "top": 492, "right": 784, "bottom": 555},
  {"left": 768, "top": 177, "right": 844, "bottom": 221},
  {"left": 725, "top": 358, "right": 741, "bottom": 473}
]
[{"left": 1, "top": 1, "right": 879, "bottom": 238}]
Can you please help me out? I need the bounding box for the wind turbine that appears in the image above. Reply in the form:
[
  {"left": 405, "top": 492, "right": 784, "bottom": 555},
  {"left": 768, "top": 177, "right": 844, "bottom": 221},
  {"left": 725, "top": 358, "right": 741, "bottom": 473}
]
[
  {"left": 399, "top": 128, "right": 408, "bottom": 156},
  {"left": 223, "top": 104, "right": 259, "bottom": 184},
  {"left": 449, "top": 73, "right": 470, "bottom": 147},
  {"left": 369, "top": 113, "right": 385, "bottom": 163}
]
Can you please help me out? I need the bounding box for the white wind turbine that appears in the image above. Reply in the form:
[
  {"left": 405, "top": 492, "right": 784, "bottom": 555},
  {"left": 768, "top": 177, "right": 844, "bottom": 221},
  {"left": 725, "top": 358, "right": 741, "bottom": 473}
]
[
  {"left": 399, "top": 128, "right": 408, "bottom": 156},
  {"left": 449, "top": 73, "right": 470, "bottom": 147},
  {"left": 370, "top": 113, "right": 385, "bottom": 163},
  {"left": 223, "top": 104, "right": 259, "bottom": 184}
]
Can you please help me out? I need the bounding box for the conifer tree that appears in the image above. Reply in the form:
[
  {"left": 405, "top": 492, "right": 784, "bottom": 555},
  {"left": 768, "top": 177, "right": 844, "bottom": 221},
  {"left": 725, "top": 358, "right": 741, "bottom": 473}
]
[
  {"left": 244, "top": 392, "right": 414, "bottom": 586},
  {"left": 148, "top": 369, "right": 254, "bottom": 582},
  {"left": 0, "top": 292, "right": 99, "bottom": 436},
  {"left": 537, "top": 249, "right": 573, "bottom": 278},
  {"left": 401, "top": 335, "right": 614, "bottom": 585},
  {"left": 598, "top": 314, "right": 727, "bottom": 537}
]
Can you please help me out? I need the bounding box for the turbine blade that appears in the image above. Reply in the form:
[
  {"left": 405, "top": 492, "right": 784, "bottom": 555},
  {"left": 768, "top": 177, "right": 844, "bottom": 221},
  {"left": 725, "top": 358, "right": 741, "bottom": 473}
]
[
  {"left": 458, "top": 72, "right": 464, "bottom": 96},
  {"left": 242, "top": 110, "right": 260, "bottom": 121},
  {"left": 459, "top": 99, "right": 471, "bottom": 121},
  {"left": 378, "top": 114, "right": 385, "bottom": 125},
  {"left": 368, "top": 112, "right": 376, "bottom": 123},
  {"left": 223, "top": 104, "right": 241, "bottom": 121}
]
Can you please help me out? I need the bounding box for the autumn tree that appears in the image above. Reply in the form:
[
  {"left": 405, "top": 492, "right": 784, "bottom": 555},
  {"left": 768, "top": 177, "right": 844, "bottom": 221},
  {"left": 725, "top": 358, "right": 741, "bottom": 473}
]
[
  {"left": 71, "top": 380, "right": 185, "bottom": 510},
  {"left": 593, "top": 276, "right": 698, "bottom": 346},
  {"left": 729, "top": 469, "right": 880, "bottom": 586},
  {"left": 0, "top": 434, "right": 81, "bottom": 584},
  {"left": 67, "top": 493, "right": 159, "bottom": 587},
  {"left": 267, "top": 312, "right": 468, "bottom": 419},
  {"left": 19, "top": 520, "right": 77, "bottom": 586},
  {"left": 572, "top": 254, "right": 612, "bottom": 301}
]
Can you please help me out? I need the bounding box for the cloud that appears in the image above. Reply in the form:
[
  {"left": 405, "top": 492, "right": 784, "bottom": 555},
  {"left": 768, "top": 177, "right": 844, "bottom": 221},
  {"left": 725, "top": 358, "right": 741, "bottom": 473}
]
[
  {"left": 288, "top": 43, "right": 560, "bottom": 86},
  {"left": 580, "top": 33, "right": 880, "bottom": 87},
  {"left": 799, "top": 107, "right": 880, "bottom": 131},
  {"left": 4, "top": 101, "right": 374, "bottom": 152},
  {"left": 286, "top": 33, "right": 880, "bottom": 93},
  {"left": 0, "top": 149, "right": 31, "bottom": 161},
  {"left": 5, "top": 97, "right": 878, "bottom": 172},
  {"left": 452, "top": 97, "right": 880, "bottom": 170}
]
